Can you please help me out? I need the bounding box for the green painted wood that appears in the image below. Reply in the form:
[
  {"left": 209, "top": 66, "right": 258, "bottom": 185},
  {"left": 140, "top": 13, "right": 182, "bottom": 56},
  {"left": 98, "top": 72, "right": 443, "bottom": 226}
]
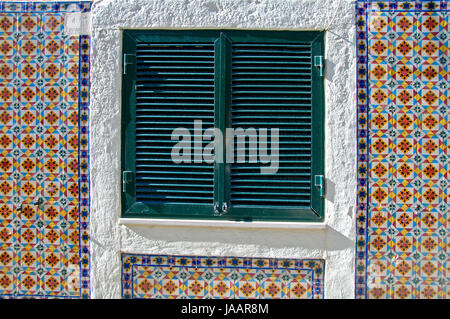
[
  {"left": 226, "top": 33, "right": 324, "bottom": 222},
  {"left": 121, "top": 31, "right": 137, "bottom": 216},
  {"left": 122, "top": 31, "right": 216, "bottom": 218},
  {"left": 121, "top": 30, "right": 324, "bottom": 222},
  {"left": 214, "top": 33, "right": 232, "bottom": 212}
]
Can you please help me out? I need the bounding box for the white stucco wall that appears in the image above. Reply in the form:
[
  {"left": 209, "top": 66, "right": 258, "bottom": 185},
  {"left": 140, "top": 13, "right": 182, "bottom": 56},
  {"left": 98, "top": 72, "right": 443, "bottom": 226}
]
[{"left": 89, "top": 0, "right": 357, "bottom": 298}]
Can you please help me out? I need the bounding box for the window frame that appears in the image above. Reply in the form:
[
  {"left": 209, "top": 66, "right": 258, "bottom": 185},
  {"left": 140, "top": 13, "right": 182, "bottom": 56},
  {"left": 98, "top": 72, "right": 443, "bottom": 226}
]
[{"left": 121, "top": 29, "right": 325, "bottom": 222}]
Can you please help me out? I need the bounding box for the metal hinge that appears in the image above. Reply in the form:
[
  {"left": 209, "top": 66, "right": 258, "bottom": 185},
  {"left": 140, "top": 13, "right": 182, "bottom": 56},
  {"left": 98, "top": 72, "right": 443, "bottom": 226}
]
[
  {"left": 123, "top": 53, "right": 135, "bottom": 75},
  {"left": 314, "top": 175, "right": 325, "bottom": 197},
  {"left": 122, "top": 171, "right": 133, "bottom": 192},
  {"left": 314, "top": 56, "right": 324, "bottom": 77}
]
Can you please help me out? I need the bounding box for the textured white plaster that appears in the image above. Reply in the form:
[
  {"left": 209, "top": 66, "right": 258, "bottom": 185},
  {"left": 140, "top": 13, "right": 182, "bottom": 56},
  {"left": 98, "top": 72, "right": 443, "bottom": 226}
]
[{"left": 89, "top": 0, "right": 357, "bottom": 299}]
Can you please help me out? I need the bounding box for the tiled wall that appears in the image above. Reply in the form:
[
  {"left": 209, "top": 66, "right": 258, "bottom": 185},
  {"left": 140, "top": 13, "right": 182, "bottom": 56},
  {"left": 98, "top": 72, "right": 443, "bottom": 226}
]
[
  {"left": 356, "top": 0, "right": 448, "bottom": 298},
  {"left": 121, "top": 254, "right": 325, "bottom": 299},
  {"left": 0, "top": 1, "right": 91, "bottom": 298}
]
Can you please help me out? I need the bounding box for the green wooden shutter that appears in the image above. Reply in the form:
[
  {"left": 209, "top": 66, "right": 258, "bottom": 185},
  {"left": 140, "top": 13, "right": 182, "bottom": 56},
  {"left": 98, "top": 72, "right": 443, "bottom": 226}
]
[
  {"left": 224, "top": 32, "right": 324, "bottom": 222},
  {"left": 122, "top": 31, "right": 218, "bottom": 218}
]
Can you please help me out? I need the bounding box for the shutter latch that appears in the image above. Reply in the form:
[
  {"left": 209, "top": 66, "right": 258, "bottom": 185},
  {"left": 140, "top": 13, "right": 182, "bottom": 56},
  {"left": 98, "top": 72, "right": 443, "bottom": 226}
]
[
  {"left": 314, "top": 175, "right": 325, "bottom": 197},
  {"left": 221, "top": 202, "right": 228, "bottom": 214},
  {"left": 213, "top": 202, "right": 220, "bottom": 216},
  {"left": 123, "top": 54, "right": 135, "bottom": 75},
  {"left": 314, "top": 56, "right": 324, "bottom": 77},
  {"left": 122, "top": 171, "right": 133, "bottom": 192},
  {"left": 213, "top": 202, "right": 228, "bottom": 216}
]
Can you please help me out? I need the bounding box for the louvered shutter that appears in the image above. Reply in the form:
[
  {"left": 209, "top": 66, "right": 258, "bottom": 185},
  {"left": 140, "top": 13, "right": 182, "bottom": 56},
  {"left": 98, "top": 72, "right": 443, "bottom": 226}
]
[
  {"left": 226, "top": 35, "right": 324, "bottom": 221},
  {"left": 122, "top": 32, "right": 217, "bottom": 217}
]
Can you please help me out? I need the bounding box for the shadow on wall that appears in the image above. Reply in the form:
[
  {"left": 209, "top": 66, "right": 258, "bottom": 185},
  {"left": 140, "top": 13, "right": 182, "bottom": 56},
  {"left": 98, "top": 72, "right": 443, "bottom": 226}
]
[{"left": 325, "top": 177, "right": 336, "bottom": 203}]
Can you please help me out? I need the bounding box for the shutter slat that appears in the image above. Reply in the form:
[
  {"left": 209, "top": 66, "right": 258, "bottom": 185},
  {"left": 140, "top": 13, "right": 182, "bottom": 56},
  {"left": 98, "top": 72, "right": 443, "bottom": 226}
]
[
  {"left": 231, "top": 191, "right": 310, "bottom": 196},
  {"left": 136, "top": 109, "right": 214, "bottom": 113},
  {"left": 137, "top": 66, "right": 214, "bottom": 70},
  {"left": 232, "top": 185, "right": 310, "bottom": 190},
  {"left": 231, "top": 84, "right": 312, "bottom": 88},
  {"left": 136, "top": 115, "right": 212, "bottom": 119},
  {"left": 136, "top": 49, "right": 214, "bottom": 53},
  {"left": 232, "top": 50, "right": 309, "bottom": 54},
  {"left": 231, "top": 90, "right": 312, "bottom": 94},
  {"left": 136, "top": 146, "right": 209, "bottom": 150},
  {"left": 134, "top": 121, "right": 214, "bottom": 125},
  {"left": 139, "top": 189, "right": 212, "bottom": 194},
  {"left": 230, "top": 198, "right": 310, "bottom": 203},
  {"left": 232, "top": 72, "right": 311, "bottom": 76},
  {"left": 136, "top": 96, "right": 214, "bottom": 100},
  {"left": 232, "top": 115, "right": 313, "bottom": 120},
  {"left": 232, "top": 109, "right": 311, "bottom": 113},
  {"left": 136, "top": 43, "right": 214, "bottom": 46},
  {"left": 137, "top": 80, "right": 213, "bottom": 84},
  {"left": 231, "top": 97, "right": 312, "bottom": 101},
  {"left": 232, "top": 61, "right": 311, "bottom": 66},
  {"left": 232, "top": 179, "right": 310, "bottom": 183},
  {"left": 137, "top": 84, "right": 214, "bottom": 88},
  {"left": 231, "top": 169, "right": 311, "bottom": 177},
  {"left": 136, "top": 72, "right": 213, "bottom": 76},
  {"left": 136, "top": 134, "right": 209, "bottom": 138},
  {"left": 137, "top": 90, "right": 214, "bottom": 94},
  {"left": 133, "top": 42, "right": 215, "bottom": 206},
  {"left": 138, "top": 183, "right": 213, "bottom": 188},
  {"left": 232, "top": 66, "right": 311, "bottom": 71},
  {"left": 232, "top": 43, "right": 311, "bottom": 48},
  {"left": 230, "top": 42, "right": 314, "bottom": 208},
  {"left": 136, "top": 103, "right": 214, "bottom": 106},
  {"left": 137, "top": 176, "right": 213, "bottom": 182},
  {"left": 232, "top": 103, "right": 312, "bottom": 107},
  {"left": 137, "top": 55, "right": 213, "bottom": 58},
  {"left": 230, "top": 121, "right": 311, "bottom": 126},
  {"left": 232, "top": 166, "right": 311, "bottom": 170},
  {"left": 135, "top": 159, "right": 200, "bottom": 163},
  {"left": 136, "top": 164, "right": 214, "bottom": 169},
  {"left": 232, "top": 55, "right": 311, "bottom": 60},
  {"left": 137, "top": 60, "right": 214, "bottom": 64},
  {"left": 136, "top": 194, "right": 213, "bottom": 201}
]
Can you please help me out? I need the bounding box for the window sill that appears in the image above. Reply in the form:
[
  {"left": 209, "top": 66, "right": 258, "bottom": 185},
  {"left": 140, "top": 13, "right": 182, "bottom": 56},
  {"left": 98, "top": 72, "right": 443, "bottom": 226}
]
[{"left": 118, "top": 218, "right": 326, "bottom": 230}]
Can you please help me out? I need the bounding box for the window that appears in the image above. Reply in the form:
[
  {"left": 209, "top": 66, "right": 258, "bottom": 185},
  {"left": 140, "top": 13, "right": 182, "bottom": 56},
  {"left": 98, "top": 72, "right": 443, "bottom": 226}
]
[{"left": 121, "top": 30, "right": 324, "bottom": 222}]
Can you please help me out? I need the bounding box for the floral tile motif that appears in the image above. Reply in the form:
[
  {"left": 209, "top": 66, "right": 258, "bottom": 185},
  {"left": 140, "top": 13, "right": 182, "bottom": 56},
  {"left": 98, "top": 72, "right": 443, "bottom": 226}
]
[
  {"left": 0, "top": 2, "right": 91, "bottom": 298},
  {"left": 356, "top": 0, "right": 448, "bottom": 299},
  {"left": 121, "top": 254, "right": 325, "bottom": 299}
]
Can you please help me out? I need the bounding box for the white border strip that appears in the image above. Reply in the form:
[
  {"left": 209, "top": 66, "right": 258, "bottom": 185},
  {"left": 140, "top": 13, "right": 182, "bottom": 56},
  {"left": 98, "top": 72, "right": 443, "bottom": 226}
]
[{"left": 119, "top": 218, "right": 327, "bottom": 230}]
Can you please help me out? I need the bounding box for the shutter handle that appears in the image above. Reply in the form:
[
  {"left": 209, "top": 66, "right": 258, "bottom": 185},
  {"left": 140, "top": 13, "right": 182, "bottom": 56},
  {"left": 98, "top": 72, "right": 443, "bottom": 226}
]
[
  {"left": 213, "top": 202, "right": 220, "bottom": 216},
  {"left": 221, "top": 202, "right": 228, "bottom": 214}
]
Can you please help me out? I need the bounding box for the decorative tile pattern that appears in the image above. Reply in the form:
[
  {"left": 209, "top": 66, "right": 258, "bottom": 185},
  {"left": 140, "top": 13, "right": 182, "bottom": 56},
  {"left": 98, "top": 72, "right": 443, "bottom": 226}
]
[
  {"left": 0, "top": 1, "right": 91, "bottom": 298},
  {"left": 121, "top": 254, "right": 325, "bottom": 299},
  {"left": 356, "top": 0, "right": 448, "bottom": 299}
]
